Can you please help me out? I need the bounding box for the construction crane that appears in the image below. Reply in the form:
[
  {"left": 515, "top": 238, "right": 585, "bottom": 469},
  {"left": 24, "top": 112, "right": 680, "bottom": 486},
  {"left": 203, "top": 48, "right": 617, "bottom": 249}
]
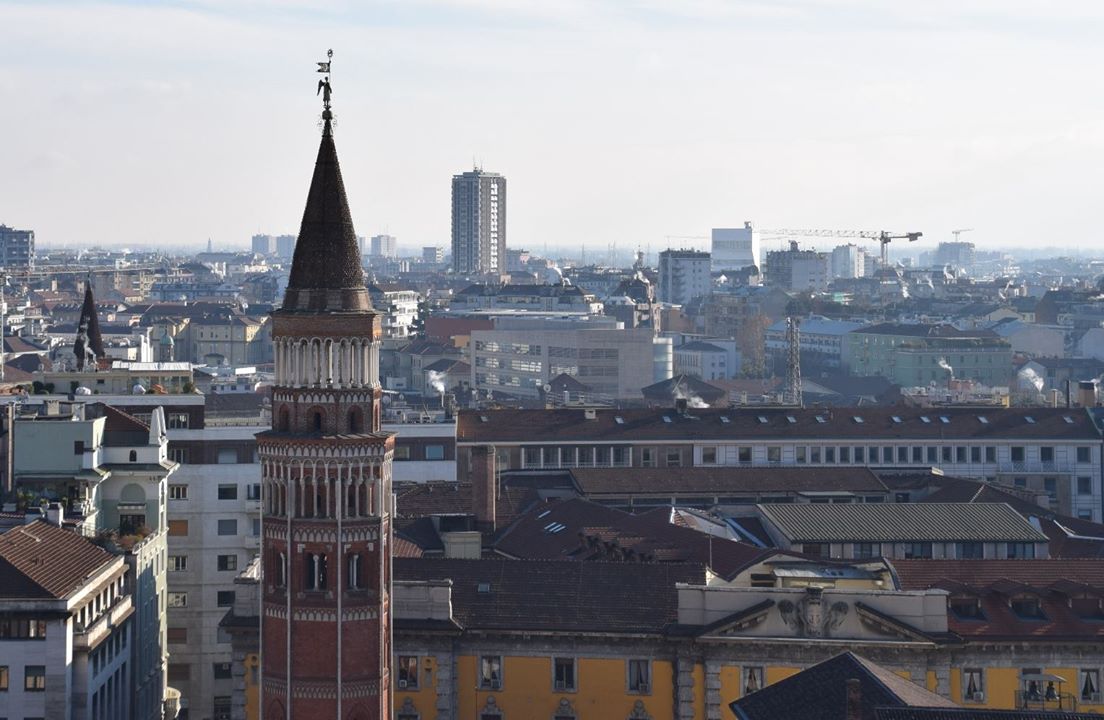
[
  {"left": 664, "top": 235, "right": 709, "bottom": 248},
  {"left": 951, "top": 228, "right": 974, "bottom": 242},
  {"left": 785, "top": 316, "right": 802, "bottom": 408},
  {"left": 759, "top": 228, "right": 923, "bottom": 268}
]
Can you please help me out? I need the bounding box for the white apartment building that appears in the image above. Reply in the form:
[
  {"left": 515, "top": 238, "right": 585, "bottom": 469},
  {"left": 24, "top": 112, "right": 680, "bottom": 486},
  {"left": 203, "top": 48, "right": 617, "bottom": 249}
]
[
  {"left": 831, "top": 244, "right": 865, "bottom": 279},
  {"left": 658, "top": 249, "right": 712, "bottom": 306},
  {"left": 712, "top": 223, "right": 760, "bottom": 272},
  {"left": 0, "top": 520, "right": 132, "bottom": 720}
]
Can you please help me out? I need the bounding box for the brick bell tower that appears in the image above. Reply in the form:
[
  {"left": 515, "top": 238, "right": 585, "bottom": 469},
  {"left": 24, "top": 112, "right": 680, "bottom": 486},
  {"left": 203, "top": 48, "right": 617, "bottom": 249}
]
[{"left": 258, "top": 54, "right": 394, "bottom": 720}]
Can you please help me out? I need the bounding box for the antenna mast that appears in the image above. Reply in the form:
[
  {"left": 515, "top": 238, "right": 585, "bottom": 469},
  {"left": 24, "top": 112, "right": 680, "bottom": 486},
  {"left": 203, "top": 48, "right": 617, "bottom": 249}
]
[{"left": 786, "top": 316, "right": 802, "bottom": 407}]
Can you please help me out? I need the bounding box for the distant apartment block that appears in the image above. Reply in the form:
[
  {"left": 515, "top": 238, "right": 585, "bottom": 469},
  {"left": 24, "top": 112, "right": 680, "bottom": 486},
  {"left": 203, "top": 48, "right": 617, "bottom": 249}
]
[
  {"left": 250, "top": 234, "right": 276, "bottom": 255},
  {"left": 842, "top": 323, "right": 1013, "bottom": 387},
  {"left": 470, "top": 316, "right": 672, "bottom": 400},
  {"left": 0, "top": 223, "right": 35, "bottom": 272},
  {"left": 275, "top": 234, "right": 296, "bottom": 258},
  {"left": 711, "top": 223, "right": 760, "bottom": 271},
  {"left": 451, "top": 168, "right": 506, "bottom": 275},
  {"left": 830, "top": 244, "right": 865, "bottom": 279},
  {"left": 764, "top": 241, "right": 829, "bottom": 291},
  {"left": 674, "top": 339, "right": 740, "bottom": 380},
  {"left": 658, "top": 249, "right": 711, "bottom": 306},
  {"left": 422, "top": 246, "right": 444, "bottom": 264},
  {"left": 370, "top": 233, "right": 397, "bottom": 258}
]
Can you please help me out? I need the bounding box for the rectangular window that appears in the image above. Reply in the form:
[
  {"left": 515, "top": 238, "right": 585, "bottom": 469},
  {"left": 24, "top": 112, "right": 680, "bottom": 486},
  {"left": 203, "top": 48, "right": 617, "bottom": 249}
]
[
  {"left": 628, "top": 659, "right": 651, "bottom": 693},
  {"left": 738, "top": 447, "right": 752, "bottom": 464},
  {"left": 1078, "top": 447, "right": 1092, "bottom": 464},
  {"left": 24, "top": 665, "right": 45, "bottom": 691},
  {"left": 971, "top": 446, "right": 981, "bottom": 463},
  {"left": 169, "top": 484, "right": 188, "bottom": 500},
  {"left": 641, "top": 449, "right": 654, "bottom": 468},
  {"left": 767, "top": 446, "right": 781, "bottom": 463},
  {"left": 394, "top": 446, "right": 411, "bottom": 460},
  {"left": 941, "top": 446, "right": 952, "bottom": 463},
  {"left": 1011, "top": 446, "right": 1025, "bottom": 463},
  {"left": 956, "top": 446, "right": 966, "bottom": 463},
  {"left": 480, "top": 656, "right": 502, "bottom": 690},
  {"left": 867, "top": 446, "right": 879, "bottom": 465},
  {"left": 855, "top": 446, "right": 865, "bottom": 463},
  {"left": 217, "top": 519, "right": 237, "bottom": 536},
  {"left": 666, "top": 450, "right": 682, "bottom": 467},
  {"left": 0, "top": 619, "right": 47, "bottom": 639},
  {"left": 1078, "top": 477, "right": 1093, "bottom": 495},
  {"left": 985, "top": 446, "right": 996, "bottom": 463},
  {"left": 169, "top": 555, "right": 187, "bottom": 572},
  {"left": 1081, "top": 669, "right": 1101, "bottom": 703},
  {"left": 217, "top": 448, "right": 239, "bottom": 464},
  {"left": 217, "top": 555, "right": 237, "bottom": 572},
  {"left": 252, "top": 518, "right": 261, "bottom": 537},
  {"left": 802, "top": 543, "right": 829, "bottom": 558},
  {"left": 1041, "top": 446, "right": 1055, "bottom": 463},
  {"left": 1007, "top": 543, "right": 1037, "bottom": 559},
  {"left": 882, "top": 447, "right": 894, "bottom": 464},
  {"left": 963, "top": 668, "right": 985, "bottom": 702},
  {"left": 825, "top": 447, "right": 836, "bottom": 464},
  {"left": 214, "top": 696, "right": 232, "bottom": 720},
  {"left": 854, "top": 543, "right": 875, "bottom": 559},
  {"left": 913, "top": 446, "right": 924, "bottom": 464},
  {"left": 0, "top": 664, "right": 7, "bottom": 691},
  {"left": 397, "top": 656, "right": 418, "bottom": 689},
  {"left": 213, "top": 662, "right": 232, "bottom": 680},
  {"left": 744, "top": 666, "right": 764, "bottom": 695},
  {"left": 810, "top": 446, "right": 822, "bottom": 464},
  {"left": 217, "top": 591, "right": 235, "bottom": 607},
  {"left": 839, "top": 446, "right": 851, "bottom": 464},
  {"left": 554, "top": 657, "right": 576, "bottom": 692},
  {"left": 904, "top": 542, "right": 933, "bottom": 559},
  {"left": 897, "top": 446, "right": 908, "bottom": 463},
  {"left": 702, "top": 447, "right": 717, "bottom": 464},
  {"left": 167, "top": 627, "right": 188, "bottom": 644},
  {"left": 74, "top": 440, "right": 84, "bottom": 455},
  {"left": 168, "top": 663, "right": 191, "bottom": 682},
  {"left": 168, "top": 520, "right": 189, "bottom": 537},
  {"left": 247, "top": 484, "right": 262, "bottom": 501},
  {"left": 168, "top": 592, "right": 188, "bottom": 607},
  {"left": 217, "top": 484, "right": 238, "bottom": 500},
  {"left": 167, "top": 412, "right": 190, "bottom": 429},
  {"left": 957, "top": 542, "right": 984, "bottom": 559},
  {"left": 425, "top": 444, "right": 445, "bottom": 461}
]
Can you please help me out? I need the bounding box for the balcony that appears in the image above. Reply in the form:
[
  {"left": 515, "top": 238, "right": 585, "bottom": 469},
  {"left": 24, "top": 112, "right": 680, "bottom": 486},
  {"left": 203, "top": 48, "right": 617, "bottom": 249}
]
[{"left": 73, "top": 595, "right": 133, "bottom": 651}]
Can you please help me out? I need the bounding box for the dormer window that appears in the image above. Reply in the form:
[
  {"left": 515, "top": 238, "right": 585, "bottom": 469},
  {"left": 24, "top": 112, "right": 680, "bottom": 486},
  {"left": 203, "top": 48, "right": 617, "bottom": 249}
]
[
  {"left": 1011, "top": 595, "right": 1046, "bottom": 620},
  {"left": 1071, "top": 595, "right": 1104, "bottom": 620},
  {"left": 949, "top": 596, "right": 985, "bottom": 620}
]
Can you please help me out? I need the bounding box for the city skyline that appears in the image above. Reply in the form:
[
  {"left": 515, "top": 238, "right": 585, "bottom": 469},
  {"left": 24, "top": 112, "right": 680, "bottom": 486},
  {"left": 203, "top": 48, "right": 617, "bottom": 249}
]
[{"left": 3, "top": 1, "right": 1104, "bottom": 254}]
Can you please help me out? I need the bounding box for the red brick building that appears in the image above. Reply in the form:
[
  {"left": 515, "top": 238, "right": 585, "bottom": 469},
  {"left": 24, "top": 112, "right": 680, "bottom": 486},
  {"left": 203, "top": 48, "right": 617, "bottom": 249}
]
[{"left": 257, "top": 107, "right": 394, "bottom": 720}]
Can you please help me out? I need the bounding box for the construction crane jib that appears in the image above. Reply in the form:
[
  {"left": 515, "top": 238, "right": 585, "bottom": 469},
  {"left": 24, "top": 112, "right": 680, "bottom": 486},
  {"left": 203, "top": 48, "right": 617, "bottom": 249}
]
[{"left": 759, "top": 228, "right": 923, "bottom": 268}]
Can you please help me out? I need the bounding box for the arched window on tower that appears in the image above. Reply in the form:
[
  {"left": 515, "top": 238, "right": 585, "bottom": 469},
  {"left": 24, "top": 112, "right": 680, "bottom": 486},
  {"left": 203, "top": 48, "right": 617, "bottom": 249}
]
[
  {"left": 306, "top": 553, "right": 327, "bottom": 591},
  {"left": 313, "top": 411, "right": 323, "bottom": 432},
  {"left": 273, "top": 551, "right": 287, "bottom": 588},
  {"left": 348, "top": 407, "right": 362, "bottom": 434},
  {"left": 347, "top": 553, "right": 361, "bottom": 590},
  {"left": 278, "top": 406, "right": 290, "bottom": 432}
]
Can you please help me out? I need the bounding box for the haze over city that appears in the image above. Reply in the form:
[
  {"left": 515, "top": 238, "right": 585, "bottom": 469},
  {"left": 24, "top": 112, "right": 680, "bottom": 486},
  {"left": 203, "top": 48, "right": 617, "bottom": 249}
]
[{"left": 3, "top": 0, "right": 1104, "bottom": 252}]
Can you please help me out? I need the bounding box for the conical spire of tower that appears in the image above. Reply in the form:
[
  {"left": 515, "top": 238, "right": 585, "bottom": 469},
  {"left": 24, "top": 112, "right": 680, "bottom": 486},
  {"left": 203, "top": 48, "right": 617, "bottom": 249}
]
[
  {"left": 73, "top": 280, "right": 105, "bottom": 370},
  {"left": 281, "top": 112, "right": 371, "bottom": 313}
]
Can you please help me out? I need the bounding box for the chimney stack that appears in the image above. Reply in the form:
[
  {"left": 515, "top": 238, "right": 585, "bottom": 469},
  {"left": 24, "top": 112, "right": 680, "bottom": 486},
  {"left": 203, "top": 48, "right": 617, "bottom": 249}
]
[
  {"left": 46, "top": 502, "right": 64, "bottom": 527},
  {"left": 471, "top": 445, "right": 497, "bottom": 533},
  {"left": 1078, "top": 380, "right": 1097, "bottom": 408},
  {"left": 845, "top": 678, "right": 862, "bottom": 720}
]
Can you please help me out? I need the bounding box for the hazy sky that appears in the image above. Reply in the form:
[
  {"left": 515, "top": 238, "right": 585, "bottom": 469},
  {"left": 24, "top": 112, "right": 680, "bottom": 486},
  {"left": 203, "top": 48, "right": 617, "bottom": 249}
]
[{"left": 2, "top": 1, "right": 1104, "bottom": 256}]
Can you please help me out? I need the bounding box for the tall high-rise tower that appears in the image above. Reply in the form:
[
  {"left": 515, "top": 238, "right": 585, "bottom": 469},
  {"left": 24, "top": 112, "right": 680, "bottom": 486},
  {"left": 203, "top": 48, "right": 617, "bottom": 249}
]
[
  {"left": 451, "top": 167, "right": 506, "bottom": 275},
  {"left": 257, "top": 57, "right": 394, "bottom": 720}
]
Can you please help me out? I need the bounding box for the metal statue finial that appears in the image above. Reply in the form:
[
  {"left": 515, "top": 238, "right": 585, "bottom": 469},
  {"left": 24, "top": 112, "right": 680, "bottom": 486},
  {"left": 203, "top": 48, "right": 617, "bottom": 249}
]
[{"left": 317, "top": 49, "right": 333, "bottom": 112}]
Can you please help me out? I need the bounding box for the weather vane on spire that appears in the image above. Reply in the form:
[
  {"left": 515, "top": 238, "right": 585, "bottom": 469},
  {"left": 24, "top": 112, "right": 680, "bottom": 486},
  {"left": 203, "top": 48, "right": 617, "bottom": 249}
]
[{"left": 317, "top": 49, "right": 333, "bottom": 111}]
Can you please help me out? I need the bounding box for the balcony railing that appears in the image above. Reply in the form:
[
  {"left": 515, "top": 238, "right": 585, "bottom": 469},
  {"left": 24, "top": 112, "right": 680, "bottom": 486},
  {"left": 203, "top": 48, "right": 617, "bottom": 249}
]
[{"left": 73, "top": 595, "right": 133, "bottom": 651}]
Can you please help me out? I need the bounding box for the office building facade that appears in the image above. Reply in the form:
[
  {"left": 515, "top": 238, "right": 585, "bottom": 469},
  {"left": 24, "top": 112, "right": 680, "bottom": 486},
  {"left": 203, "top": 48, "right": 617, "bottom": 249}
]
[{"left": 658, "top": 249, "right": 712, "bottom": 306}]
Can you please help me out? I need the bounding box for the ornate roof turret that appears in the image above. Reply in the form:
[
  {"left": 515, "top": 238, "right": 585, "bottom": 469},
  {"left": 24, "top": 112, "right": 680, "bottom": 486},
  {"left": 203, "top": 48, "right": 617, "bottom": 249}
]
[
  {"left": 73, "top": 281, "right": 105, "bottom": 370},
  {"left": 280, "top": 56, "right": 371, "bottom": 314}
]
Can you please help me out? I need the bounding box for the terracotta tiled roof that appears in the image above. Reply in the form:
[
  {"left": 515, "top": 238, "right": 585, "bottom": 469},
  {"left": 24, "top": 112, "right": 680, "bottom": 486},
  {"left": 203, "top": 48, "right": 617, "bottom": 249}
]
[
  {"left": 730, "top": 652, "right": 955, "bottom": 720},
  {"left": 493, "top": 497, "right": 786, "bottom": 579},
  {"left": 892, "top": 558, "right": 1104, "bottom": 640},
  {"left": 394, "top": 481, "right": 538, "bottom": 527},
  {"left": 394, "top": 557, "right": 703, "bottom": 634},
  {"left": 569, "top": 466, "right": 887, "bottom": 496},
  {"left": 0, "top": 521, "right": 118, "bottom": 600},
  {"left": 878, "top": 708, "right": 1103, "bottom": 719},
  {"left": 456, "top": 407, "right": 1100, "bottom": 444}
]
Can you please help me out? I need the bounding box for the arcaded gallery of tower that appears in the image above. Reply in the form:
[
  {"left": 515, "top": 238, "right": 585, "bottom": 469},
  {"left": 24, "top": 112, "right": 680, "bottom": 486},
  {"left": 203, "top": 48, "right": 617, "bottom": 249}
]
[{"left": 257, "top": 105, "right": 395, "bottom": 720}]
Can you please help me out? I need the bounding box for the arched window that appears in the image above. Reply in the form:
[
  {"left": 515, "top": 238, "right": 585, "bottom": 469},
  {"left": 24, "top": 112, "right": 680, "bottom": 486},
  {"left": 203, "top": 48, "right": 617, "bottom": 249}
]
[
  {"left": 313, "top": 411, "right": 323, "bottom": 432},
  {"left": 273, "top": 552, "right": 287, "bottom": 588},
  {"left": 306, "top": 553, "right": 327, "bottom": 591},
  {"left": 348, "top": 407, "right": 362, "bottom": 434},
  {"left": 278, "top": 406, "right": 290, "bottom": 432},
  {"left": 129, "top": 450, "right": 137, "bottom": 462},
  {"left": 347, "top": 553, "right": 362, "bottom": 590}
]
